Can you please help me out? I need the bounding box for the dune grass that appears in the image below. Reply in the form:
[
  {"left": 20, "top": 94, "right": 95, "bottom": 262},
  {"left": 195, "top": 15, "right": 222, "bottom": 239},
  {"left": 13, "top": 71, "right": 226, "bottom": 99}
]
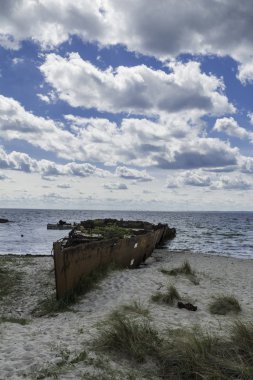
[
  {"left": 0, "top": 266, "right": 23, "bottom": 300},
  {"left": 33, "top": 263, "right": 119, "bottom": 316},
  {"left": 118, "top": 300, "right": 150, "bottom": 317},
  {"left": 151, "top": 284, "right": 180, "bottom": 305},
  {"left": 0, "top": 316, "right": 29, "bottom": 325},
  {"left": 95, "top": 311, "right": 253, "bottom": 379},
  {"left": 209, "top": 295, "right": 241, "bottom": 315},
  {"left": 161, "top": 260, "right": 194, "bottom": 276},
  {"left": 161, "top": 260, "right": 199, "bottom": 285},
  {"left": 95, "top": 311, "right": 160, "bottom": 362}
]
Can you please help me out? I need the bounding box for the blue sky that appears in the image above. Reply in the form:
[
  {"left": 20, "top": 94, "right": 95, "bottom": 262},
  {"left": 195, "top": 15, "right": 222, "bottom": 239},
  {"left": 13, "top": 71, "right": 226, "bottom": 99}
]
[{"left": 1, "top": 0, "right": 253, "bottom": 210}]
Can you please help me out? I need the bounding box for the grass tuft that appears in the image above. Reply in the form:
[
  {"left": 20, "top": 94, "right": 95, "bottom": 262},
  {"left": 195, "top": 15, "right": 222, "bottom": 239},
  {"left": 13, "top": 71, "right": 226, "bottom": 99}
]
[
  {"left": 161, "top": 260, "right": 195, "bottom": 276},
  {"left": 151, "top": 284, "right": 180, "bottom": 305},
  {"left": 33, "top": 263, "right": 119, "bottom": 316},
  {"left": 118, "top": 300, "right": 150, "bottom": 317},
  {"left": 95, "top": 317, "right": 253, "bottom": 379},
  {"left": 0, "top": 266, "right": 23, "bottom": 300},
  {"left": 32, "top": 295, "right": 74, "bottom": 317},
  {"left": 161, "top": 260, "right": 200, "bottom": 285},
  {"left": 0, "top": 316, "right": 29, "bottom": 325},
  {"left": 209, "top": 295, "right": 241, "bottom": 315},
  {"left": 95, "top": 312, "right": 160, "bottom": 362}
]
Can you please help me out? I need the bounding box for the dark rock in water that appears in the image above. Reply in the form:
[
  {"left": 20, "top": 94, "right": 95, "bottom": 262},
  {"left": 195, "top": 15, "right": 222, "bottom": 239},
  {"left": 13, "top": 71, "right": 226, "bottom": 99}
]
[
  {"left": 177, "top": 301, "right": 197, "bottom": 311},
  {"left": 0, "top": 218, "right": 9, "bottom": 223}
]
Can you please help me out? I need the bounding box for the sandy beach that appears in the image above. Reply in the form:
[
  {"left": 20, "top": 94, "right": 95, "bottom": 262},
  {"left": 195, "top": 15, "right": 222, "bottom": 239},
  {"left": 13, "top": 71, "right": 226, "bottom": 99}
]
[{"left": 0, "top": 249, "right": 253, "bottom": 379}]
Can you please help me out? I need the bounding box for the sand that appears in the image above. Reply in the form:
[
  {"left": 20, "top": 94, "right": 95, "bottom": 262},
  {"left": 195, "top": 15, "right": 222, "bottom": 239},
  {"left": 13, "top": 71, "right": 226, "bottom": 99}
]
[{"left": 0, "top": 250, "right": 253, "bottom": 379}]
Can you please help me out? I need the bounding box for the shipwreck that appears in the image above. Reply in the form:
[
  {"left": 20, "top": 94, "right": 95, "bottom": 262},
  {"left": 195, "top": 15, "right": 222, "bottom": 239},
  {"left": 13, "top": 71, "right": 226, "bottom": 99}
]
[
  {"left": 53, "top": 219, "right": 176, "bottom": 299},
  {"left": 47, "top": 220, "right": 75, "bottom": 230}
]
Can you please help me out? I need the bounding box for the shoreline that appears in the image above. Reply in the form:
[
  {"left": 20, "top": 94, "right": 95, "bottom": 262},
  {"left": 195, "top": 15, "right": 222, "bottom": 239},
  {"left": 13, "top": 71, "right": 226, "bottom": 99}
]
[
  {"left": 1, "top": 249, "right": 253, "bottom": 379},
  {"left": 1, "top": 249, "right": 253, "bottom": 260}
]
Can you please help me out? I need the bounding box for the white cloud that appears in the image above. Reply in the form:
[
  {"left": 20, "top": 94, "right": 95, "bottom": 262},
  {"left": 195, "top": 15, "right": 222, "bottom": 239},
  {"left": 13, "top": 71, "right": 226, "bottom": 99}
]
[
  {"left": 37, "top": 93, "right": 51, "bottom": 103},
  {"left": 12, "top": 57, "right": 24, "bottom": 65},
  {"left": 65, "top": 115, "right": 240, "bottom": 169},
  {"left": 104, "top": 182, "right": 128, "bottom": 190},
  {"left": 167, "top": 170, "right": 211, "bottom": 188},
  {"left": 167, "top": 170, "right": 252, "bottom": 190},
  {"left": 0, "top": 147, "right": 38, "bottom": 172},
  {"left": 40, "top": 54, "right": 234, "bottom": 116},
  {"left": 0, "top": 1, "right": 251, "bottom": 63},
  {"left": 182, "top": 171, "right": 211, "bottom": 187},
  {"left": 0, "top": 0, "right": 108, "bottom": 49},
  {"left": 0, "top": 94, "right": 240, "bottom": 171},
  {"left": 115, "top": 166, "right": 153, "bottom": 182},
  {"left": 214, "top": 117, "right": 253, "bottom": 140},
  {"left": 0, "top": 147, "right": 110, "bottom": 179},
  {"left": 212, "top": 175, "right": 252, "bottom": 190},
  {"left": 237, "top": 62, "right": 253, "bottom": 84},
  {"left": 240, "top": 157, "right": 253, "bottom": 174},
  {"left": 248, "top": 112, "right": 253, "bottom": 125},
  {"left": 0, "top": 94, "right": 81, "bottom": 159},
  {"left": 2, "top": 0, "right": 253, "bottom": 84}
]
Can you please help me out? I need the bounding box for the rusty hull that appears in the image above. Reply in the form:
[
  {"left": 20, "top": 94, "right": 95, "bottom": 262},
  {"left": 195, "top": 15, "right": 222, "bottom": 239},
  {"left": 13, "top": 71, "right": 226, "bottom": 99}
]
[{"left": 53, "top": 222, "right": 175, "bottom": 299}]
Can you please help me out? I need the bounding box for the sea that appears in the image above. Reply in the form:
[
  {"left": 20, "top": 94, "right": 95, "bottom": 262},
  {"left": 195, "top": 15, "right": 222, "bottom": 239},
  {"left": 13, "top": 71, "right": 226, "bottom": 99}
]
[{"left": 0, "top": 209, "right": 252, "bottom": 259}]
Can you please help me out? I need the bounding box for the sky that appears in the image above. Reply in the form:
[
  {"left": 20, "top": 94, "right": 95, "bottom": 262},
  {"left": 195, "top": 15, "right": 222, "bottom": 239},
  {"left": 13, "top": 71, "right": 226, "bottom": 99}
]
[{"left": 0, "top": 0, "right": 253, "bottom": 211}]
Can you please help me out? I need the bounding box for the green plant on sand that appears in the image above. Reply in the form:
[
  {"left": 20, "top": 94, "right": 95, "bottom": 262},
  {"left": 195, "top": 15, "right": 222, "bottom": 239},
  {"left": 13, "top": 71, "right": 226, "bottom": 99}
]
[
  {"left": 95, "top": 311, "right": 253, "bottom": 379},
  {"left": 118, "top": 300, "right": 150, "bottom": 317},
  {"left": 0, "top": 266, "right": 22, "bottom": 300},
  {"left": 209, "top": 295, "right": 241, "bottom": 315},
  {"left": 151, "top": 284, "right": 180, "bottom": 305},
  {"left": 95, "top": 311, "right": 160, "bottom": 362},
  {"left": 0, "top": 317, "right": 29, "bottom": 325},
  {"left": 161, "top": 260, "right": 199, "bottom": 285},
  {"left": 33, "top": 263, "right": 119, "bottom": 316}
]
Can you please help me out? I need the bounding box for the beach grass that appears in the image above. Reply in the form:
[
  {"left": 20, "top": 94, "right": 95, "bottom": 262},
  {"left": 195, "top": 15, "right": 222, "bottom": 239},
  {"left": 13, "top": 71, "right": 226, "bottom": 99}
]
[
  {"left": 161, "top": 260, "right": 195, "bottom": 276},
  {"left": 95, "top": 311, "right": 160, "bottom": 362},
  {"left": 0, "top": 266, "right": 23, "bottom": 300},
  {"left": 0, "top": 316, "right": 29, "bottom": 325},
  {"left": 118, "top": 300, "right": 150, "bottom": 317},
  {"left": 33, "top": 263, "right": 120, "bottom": 316},
  {"left": 95, "top": 311, "right": 253, "bottom": 379},
  {"left": 161, "top": 260, "right": 199, "bottom": 284},
  {"left": 151, "top": 284, "right": 181, "bottom": 305},
  {"left": 209, "top": 295, "right": 241, "bottom": 315}
]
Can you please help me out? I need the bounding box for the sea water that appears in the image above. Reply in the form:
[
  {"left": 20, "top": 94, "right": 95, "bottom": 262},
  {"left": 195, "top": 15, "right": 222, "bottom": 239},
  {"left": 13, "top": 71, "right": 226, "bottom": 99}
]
[{"left": 0, "top": 209, "right": 252, "bottom": 259}]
